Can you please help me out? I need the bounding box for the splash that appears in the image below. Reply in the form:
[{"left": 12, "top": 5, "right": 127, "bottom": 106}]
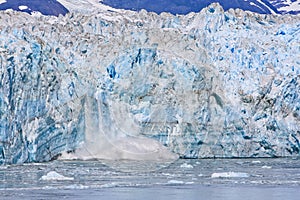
[{"left": 60, "top": 92, "right": 178, "bottom": 161}]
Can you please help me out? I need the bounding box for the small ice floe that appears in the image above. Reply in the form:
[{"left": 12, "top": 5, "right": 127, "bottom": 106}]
[
  {"left": 40, "top": 171, "right": 74, "bottom": 181},
  {"left": 262, "top": 165, "right": 272, "bottom": 169},
  {"left": 252, "top": 160, "right": 262, "bottom": 164},
  {"left": 162, "top": 173, "right": 177, "bottom": 177},
  {"left": 167, "top": 180, "right": 185, "bottom": 184},
  {"left": 185, "top": 182, "right": 194, "bottom": 185},
  {"left": 180, "top": 163, "right": 194, "bottom": 169},
  {"left": 211, "top": 172, "right": 249, "bottom": 178},
  {"left": 236, "top": 161, "right": 244, "bottom": 165},
  {"left": 64, "top": 184, "right": 89, "bottom": 189},
  {"left": 100, "top": 182, "right": 119, "bottom": 188}
]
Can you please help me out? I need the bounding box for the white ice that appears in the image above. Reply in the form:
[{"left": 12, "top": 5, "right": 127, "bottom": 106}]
[
  {"left": 40, "top": 171, "right": 74, "bottom": 181},
  {"left": 18, "top": 5, "right": 28, "bottom": 11},
  {"left": 180, "top": 163, "right": 194, "bottom": 169},
  {"left": 211, "top": 172, "right": 250, "bottom": 178},
  {"left": 60, "top": 96, "right": 178, "bottom": 161}
]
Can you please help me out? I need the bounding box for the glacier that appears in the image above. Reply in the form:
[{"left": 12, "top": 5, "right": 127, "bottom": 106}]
[{"left": 0, "top": 3, "right": 299, "bottom": 165}]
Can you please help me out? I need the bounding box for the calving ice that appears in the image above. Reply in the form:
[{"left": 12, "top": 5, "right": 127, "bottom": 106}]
[{"left": 0, "top": 1, "right": 299, "bottom": 165}]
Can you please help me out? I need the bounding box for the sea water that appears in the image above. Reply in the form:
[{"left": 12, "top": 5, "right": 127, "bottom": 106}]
[{"left": 1, "top": 158, "right": 300, "bottom": 199}]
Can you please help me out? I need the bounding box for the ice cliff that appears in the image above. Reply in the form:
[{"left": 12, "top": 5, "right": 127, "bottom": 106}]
[{"left": 0, "top": 3, "right": 299, "bottom": 164}]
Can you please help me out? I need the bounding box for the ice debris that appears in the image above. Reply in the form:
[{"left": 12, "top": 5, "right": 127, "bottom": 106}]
[
  {"left": 180, "top": 163, "right": 194, "bottom": 169},
  {"left": 40, "top": 171, "right": 74, "bottom": 181},
  {"left": 211, "top": 172, "right": 250, "bottom": 178},
  {"left": 167, "top": 180, "right": 185, "bottom": 184}
]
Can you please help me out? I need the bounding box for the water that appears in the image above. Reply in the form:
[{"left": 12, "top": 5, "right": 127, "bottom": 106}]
[{"left": 1, "top": 158, "right": 300, "bottom": 199}]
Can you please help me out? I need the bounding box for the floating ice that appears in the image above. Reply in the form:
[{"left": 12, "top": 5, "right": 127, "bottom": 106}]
[
  {"left": 252, "top": 160, "right": 262, "bottom": 164},
  {"left": 211, "top": 172, "right": 250, "bottom": 178},
  {"left": 262, "top": 166, "right": 272, "bottom": 169},
  {"left": 167, "top": 180, "right": 185, "bottom": 184},
  {"left": 40, "top": 171, "right": 74, "bottom": 181},
  {"left": 100, "top": 182, "right": 119, "bottom": 188},
  {"left": 180, "top": 163, "right": 194, "bottom": 169}
]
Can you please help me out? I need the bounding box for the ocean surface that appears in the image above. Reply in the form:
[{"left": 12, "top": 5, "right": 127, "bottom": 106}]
[{"left": 1, "top": 158, "right": 300, "bottom": 199}]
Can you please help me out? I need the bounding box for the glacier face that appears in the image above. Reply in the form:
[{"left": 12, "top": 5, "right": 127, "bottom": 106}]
[{"left": 0, "top": 3, "right": 299, "bottom": 164}]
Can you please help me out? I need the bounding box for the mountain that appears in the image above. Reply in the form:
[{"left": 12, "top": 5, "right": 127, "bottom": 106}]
[
  {"left": 0, "top": 3, "right": 299, "bottom": 164},
  {"left": 0, "top": 0, "right": 299, "bottom": 16},
  {"left": 100, "top": 0, "right": 279, "bottom": 14},
  {"left": 269, "top": 0, "right": 300, "bottom": 14},
  {"left": 0, "top": 0, "right": 68, "bottom": 16}
]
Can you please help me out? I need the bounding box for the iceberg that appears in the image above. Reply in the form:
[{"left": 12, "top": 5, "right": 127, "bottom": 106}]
[
  {"left": 40, "top": 171, "right": 74, "bottom": 181},
  {"left": 0, "top": 3, "right": 299, "bottom": 165}
]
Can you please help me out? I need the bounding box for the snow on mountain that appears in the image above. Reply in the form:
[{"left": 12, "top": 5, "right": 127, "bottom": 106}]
[
  {"left": 56, "top": 0, "right": 112, "bottom": 14},
  {"left": 0, "top": 0, "right": 299, "bottom": 16},
  {"left": 0, "top": 3, "right": 299, "bottom": 164},
  {"left": 0, "top": 0, "right": 68, "bottom": 16},
  {"left": 269, "top": 0, "right": 300, "bottom": 14},
  {"left": 59, "top": 0, "right": 300, "bottom": 15},
  {"left": 70, "top": 0, "right": 280, "bottom": 15}
]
